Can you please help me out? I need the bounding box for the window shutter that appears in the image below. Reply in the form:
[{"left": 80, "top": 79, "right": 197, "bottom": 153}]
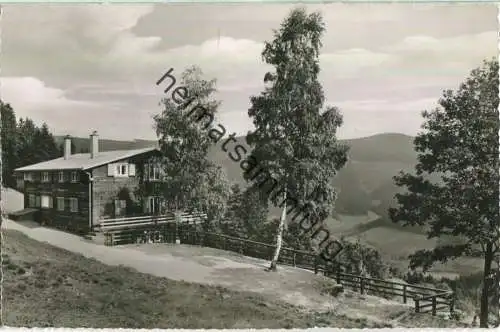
[
  {"left": 129, "top": 164, "right": 136, "bottom": 176},
  {"left": 49, "top": 197, "right": 53, "bottom": 208},
  {"left": 107, "top": 163, "right": 115, "bottom": 176},
  {"left": 144, "top": 163, "right": 149, "bottom": 180},
  {"left": 143, "top": 198, "right": 149, "bottom": 214}
]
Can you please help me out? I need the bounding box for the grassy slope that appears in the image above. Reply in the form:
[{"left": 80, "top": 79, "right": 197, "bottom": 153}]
[
  {"left": 2, "top": 228, "right": 468, "bottom": 328},
  {"left": 1, "top": 230, "right": 377, "bottom": 328}
]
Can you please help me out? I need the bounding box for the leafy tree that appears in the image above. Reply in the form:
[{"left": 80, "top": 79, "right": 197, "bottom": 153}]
[
  {"left": 283, "top": 221, "right": 313, "bottom": 252},
  {"left": 332, "top": 238, "right": 387, "bottom": 279},
  {"left": 153, "top": 65, "right": 230, "bottom": 227},
  {"left": 246, "top": 8, "right": 348, "bottom": 271},
  {"left": 1, "top": 101, "right": 65, "bottom": 189},
  {"left": 224, "top": 184, "right": 243, "bottom": 223},
  {"left": 1, "top": 101, "right": 18, "bottom": 188},
  {"left": 190, "top": 164, "right": 231, "bottom": 231},
  {"left": 36, "top": 123, "right": 60, "bottom": 161},
  {"left": 222, "top": 184, "right": 270, "bottom": 239},
  {"left": 16, "top": 118, "right": 60, "bottom": 168},
  {"left": 389, "top": 59, "right": 499, "bottom": 328},
  {"left": 239, "top": 185, "right": 270, "bottom": 239},
  {"left": 16, "top": 117, "right": 38, "bottom": 167},
  {"left": 221, "top": 184, "right": 245, "bottom": 236}
]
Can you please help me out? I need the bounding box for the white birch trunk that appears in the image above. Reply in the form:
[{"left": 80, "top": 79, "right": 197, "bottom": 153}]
[{"left": 269, "top": 191, "right": 287, "bottom": 271}]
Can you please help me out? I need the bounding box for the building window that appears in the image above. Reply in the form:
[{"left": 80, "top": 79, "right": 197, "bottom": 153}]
[
  {"left": 69, "top": 198, "right": 78, "bottom": 213},
  {"left": 114, "top": 199, "right": 127, "bottom": 217},
  {"left": 24, "top": 173, "right": 33, "bottom": 181},
  {"left": 28, "top": 194, "right": 36, "bottom": 208},
  {"left": 115, "top": 163, "right": 129, "bottom": 177},
  {"left": 41, "top": 195, "right": 53, "bottom": 209},
  {"left": 145, "top": 163, "right": 161, "bottom": 181},
  {"left": 58, "top": 171, "right": 65, "bottom": 183},
  {"left": 145, "top": 196, "right": 163, "bottom": 214},
  {"left": 70, "top": 171, "right": 79, "bottom": 183},
  {"left": 57, "top": 197, "right": 65, "bottom": 211},
  {"left": 42, "top": 172, "right": 49, "bottom": 183}
]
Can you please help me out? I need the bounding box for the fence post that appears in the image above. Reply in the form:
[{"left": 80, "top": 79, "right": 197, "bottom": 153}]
[
  {"left": 449, "top": 294, "right": 455, "bottom": 314},
  {"left": 293, "top": 252, "right": 296, "bottom": 267},
  {"left": 432, "top": 296, "right": 437, "bottom": 316},
  {"left": 336, "top": 270, "right": 341, "bottom": 284},
  {"left": 239, "top": 241, "right": 244, "bottom": 254},
  {"left": 403, "top": 285, "right": 407, "bottom": 304},
  {"left": 174, "top": 211, "right": 181, "bottom": 244},
  {"left": 415, "top": 298, "right": 420, "bottom": 313},
  {"left": 360, "top": 276, "right": 365, "bottom": 295},
  {"left": 314, "top": 257, "right": 318, "bottom": 274}
]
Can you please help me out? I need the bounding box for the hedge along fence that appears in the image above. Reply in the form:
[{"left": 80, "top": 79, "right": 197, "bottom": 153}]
[{"left": 100, "top": 224, "right": 454, "bottom": 315}]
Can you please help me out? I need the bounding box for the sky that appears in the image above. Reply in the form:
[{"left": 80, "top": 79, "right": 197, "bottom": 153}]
[{"left": 1, "top": 3, "right": 497, "bottom": 141}]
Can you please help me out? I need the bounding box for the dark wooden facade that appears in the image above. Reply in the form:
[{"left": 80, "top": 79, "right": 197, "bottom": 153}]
[
  {"left": 22, "top": 170, "right": 90, "bottom": 233},
  {"left": 15, "top": 150, "right": 163, "bottom": 234},
  {"left": 90, "top": 151, "right": 163, "bottom": 226}
]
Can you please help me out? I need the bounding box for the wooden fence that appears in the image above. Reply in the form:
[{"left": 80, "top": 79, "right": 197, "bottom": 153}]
[
  {"left": 98, "top": 224, "right": 454, "bottom": 315},
  {"left": 180, "top": 230, "right": 320, "bottom": 271},
  {"left": 322, "top": 270, "right": 454, "bottom": 315},
  {"left": 95, "top": 212, "right": 207, "bottom": 246}
]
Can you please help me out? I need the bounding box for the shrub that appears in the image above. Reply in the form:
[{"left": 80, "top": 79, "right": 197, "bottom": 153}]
[{"left": 332, "top": 238, "right": 388, "bottom": 279}]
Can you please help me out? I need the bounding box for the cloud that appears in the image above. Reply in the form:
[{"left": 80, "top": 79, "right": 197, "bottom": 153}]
[
  {"left": 1, "top": 77, "right": 98, "bottom": 111},
  {"left": 1, "top": 76, "right": 157, "bottom": 140},
  {"left": 320, "top": 48, "right": 395, "bottom": 78},
  {"left": 102, "top": 36, "right": 267, "bottom": 75},
  {"left": 336, "top": 97, "right": 438, "bottom": 113},
  {"left": 1, "top": 5, "right": 156, "bottom": 79},
  {"left": 1, "top": 4, "right": 497, "bottom": 141},
  {"left": 389, "top": 31, "right": 495, "bottom": 55},
  {"left": 379, "top": 31, "right": 497, "bottom": 76},
  {"left": 333, "top": 97, "right": 439, "bottom": 139}
]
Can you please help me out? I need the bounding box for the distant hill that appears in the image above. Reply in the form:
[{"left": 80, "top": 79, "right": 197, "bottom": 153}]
[
  {"left": 54, "top": 136, "right": 158, "bottom": 152},
  {"left": 56, "top": 132, "right": 417, "bottom": 219}
]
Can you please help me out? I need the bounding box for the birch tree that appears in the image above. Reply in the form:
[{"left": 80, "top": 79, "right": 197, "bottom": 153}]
[{"left": 246, "top": 8, "right": 348, "bottom": 271}]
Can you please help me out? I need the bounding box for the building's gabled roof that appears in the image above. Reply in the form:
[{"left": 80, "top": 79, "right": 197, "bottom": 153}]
[{"left": 14, "top": 147, "right": 159, "bottom": 172}]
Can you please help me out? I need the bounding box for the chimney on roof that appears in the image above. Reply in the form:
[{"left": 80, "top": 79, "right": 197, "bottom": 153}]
[
  {"left": 64, "top": 135, "right": 71, "bottom": 160},
  {"left": 90, "top": 131, "right": 99, "bottom": 159}
]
